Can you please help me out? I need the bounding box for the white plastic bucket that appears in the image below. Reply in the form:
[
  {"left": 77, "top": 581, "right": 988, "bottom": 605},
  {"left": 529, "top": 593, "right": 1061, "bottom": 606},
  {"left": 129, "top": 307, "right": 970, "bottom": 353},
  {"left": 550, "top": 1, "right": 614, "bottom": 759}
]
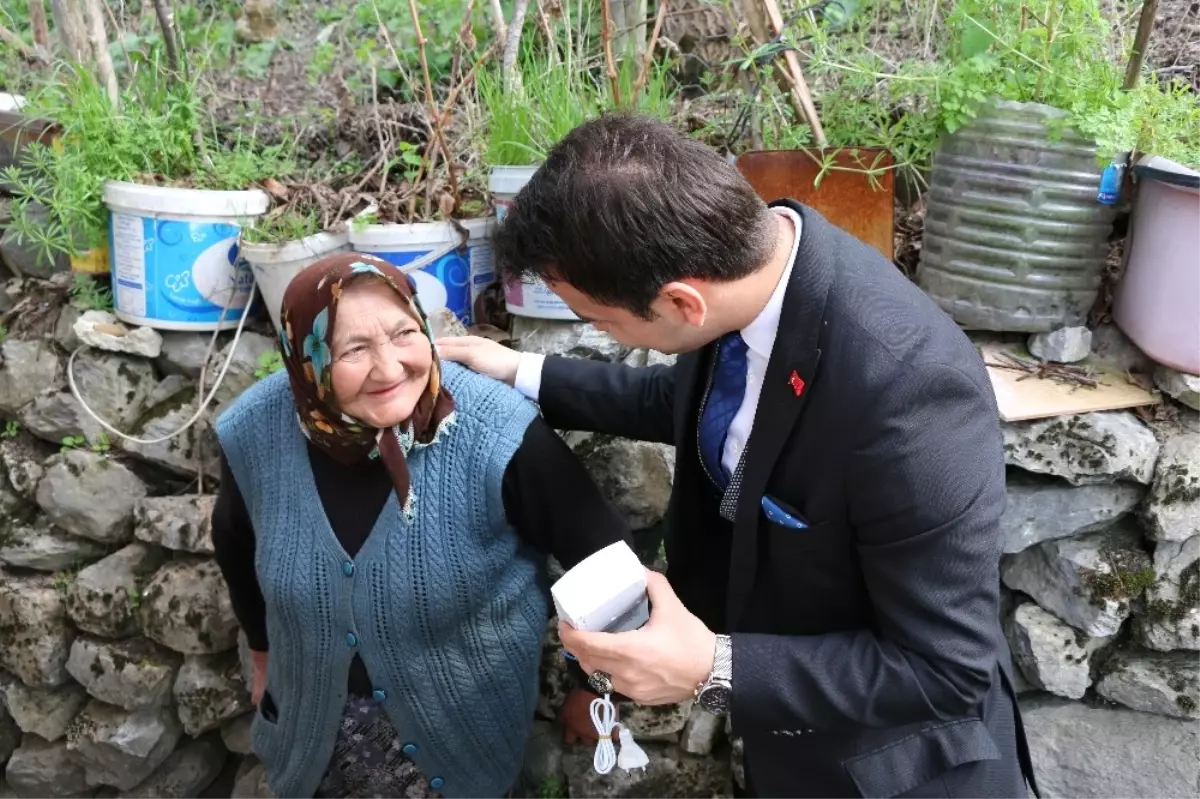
[
  {"left": 1113, "top": 155, "right": 1200, "bottom": 374},
  {"left": 104, "top": 181, "right": 269, "bottom": 331},
  {"left": 488, "top": 165, "right": 578, "bottom": 320},
  {"left": 349, "top": 218, "right": 494, "bottom": 326},
  {"left": 242, "top": 232, "right": 351, "bottom": 333}
]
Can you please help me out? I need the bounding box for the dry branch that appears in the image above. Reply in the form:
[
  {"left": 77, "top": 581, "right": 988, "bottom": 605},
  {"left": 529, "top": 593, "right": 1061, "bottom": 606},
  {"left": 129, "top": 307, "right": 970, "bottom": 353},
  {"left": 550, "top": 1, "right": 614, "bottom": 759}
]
[
  {"left": 985, "top": 351, "right": 1099, "bottom": 388},
  {"left": 533, "top": 0, "right": 560, "bottom": 66},
  {"left": 601, "top": 0, "right": 622, "bottom": 106},
  {"left": 488, "top": 0, "right": 507, "bottom": 53},
  {"left": 152, "top": 0, "right": 180, "bottom": 73},
  {"left": 1123, "top": 0, "right": 1160, "bottom": 90},
  {"left": 29, "top": 0, "right": 51, "bottom": 49},
  {"left": 760, "top": 0, "right": 826, "bottom": 145},
  {"left": 501, "top": 0, "right": 531, "bottom": 90},
  {"left": 407, "top": 0, "right": 459, "bottom": 209},
  {"left": 82, "top": 0, "right": 118, "bottom": 106},
  {"left": 632, "top": 0, "right": 669, "bottom": 103},
  {"left": 0, "top": 23, "right": 45, "bottom": 62},
  {"left": 49, "top": 0, "right": 88, "bottom": 60}
]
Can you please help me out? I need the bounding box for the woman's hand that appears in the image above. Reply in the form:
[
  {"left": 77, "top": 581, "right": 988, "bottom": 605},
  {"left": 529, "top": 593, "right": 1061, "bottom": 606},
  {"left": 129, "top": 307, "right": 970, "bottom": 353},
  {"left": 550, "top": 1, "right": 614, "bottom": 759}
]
[
  {"left": 250, "top": 650, "right": 268, "bottom": 705},
  {"left": 559, "top": 687, "right": 617, "bottom": 745},
  {"left": 435, "top": 336, "right": 522, "bottom": 386}
]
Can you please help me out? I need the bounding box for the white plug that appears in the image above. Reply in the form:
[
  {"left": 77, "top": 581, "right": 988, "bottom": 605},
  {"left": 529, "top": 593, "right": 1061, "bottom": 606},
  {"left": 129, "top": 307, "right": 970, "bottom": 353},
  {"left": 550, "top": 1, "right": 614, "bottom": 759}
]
[
  {"left": 551, "top": 541, "right": 649, "bottom": 633},
  {"left": 617, "top": 726, "right": 649, "bottom": 772}
]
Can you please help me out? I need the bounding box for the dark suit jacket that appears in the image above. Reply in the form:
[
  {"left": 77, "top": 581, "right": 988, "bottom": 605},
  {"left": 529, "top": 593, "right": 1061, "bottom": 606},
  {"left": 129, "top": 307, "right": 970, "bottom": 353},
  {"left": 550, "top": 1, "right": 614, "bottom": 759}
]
[{"left": 533, "top": 201, "right": 1038, "bottom": 798}]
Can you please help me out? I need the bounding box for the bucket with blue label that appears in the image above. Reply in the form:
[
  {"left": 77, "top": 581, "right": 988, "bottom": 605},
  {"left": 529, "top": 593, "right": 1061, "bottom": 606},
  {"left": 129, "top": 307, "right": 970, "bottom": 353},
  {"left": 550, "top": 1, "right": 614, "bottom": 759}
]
[
  {"left": 103, "top": 181, "right": 270, "bottom": 331},
  {"left": 348, "top": 218, "right": 495, "bottom": 326}
]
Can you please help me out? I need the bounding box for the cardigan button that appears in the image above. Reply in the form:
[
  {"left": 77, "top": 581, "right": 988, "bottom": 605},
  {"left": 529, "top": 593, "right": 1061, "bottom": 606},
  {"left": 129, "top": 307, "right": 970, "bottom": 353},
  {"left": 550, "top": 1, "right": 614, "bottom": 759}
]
[
  {"left": 345, "top": 632, "right": 358, "bottom": 647},
  {"left": 342, "top": 561, "right": 354, "bottom": 577},
  {"left": 429, "top": 777, "right": 444, "bottom": 790},
  {"left": 372, "top": 689, "right": 387, "bottom": 702},
  {"left": 402, "top": 742, "right": 418, "bottom": 756}
]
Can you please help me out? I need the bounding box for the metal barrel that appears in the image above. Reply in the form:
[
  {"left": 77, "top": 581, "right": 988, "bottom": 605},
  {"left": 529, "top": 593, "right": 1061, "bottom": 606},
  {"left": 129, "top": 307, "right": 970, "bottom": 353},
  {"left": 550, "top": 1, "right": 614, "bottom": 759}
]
[{"left": 918, "top": 101, "right": 1116, "bottom": 332}]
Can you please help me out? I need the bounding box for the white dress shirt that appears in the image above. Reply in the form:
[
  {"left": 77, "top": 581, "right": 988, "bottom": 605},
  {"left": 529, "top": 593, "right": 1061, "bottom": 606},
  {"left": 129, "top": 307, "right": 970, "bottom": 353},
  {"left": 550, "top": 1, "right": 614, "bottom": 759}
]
[{"left": 513, "top": 207, "right": 802, "bottom": 475}]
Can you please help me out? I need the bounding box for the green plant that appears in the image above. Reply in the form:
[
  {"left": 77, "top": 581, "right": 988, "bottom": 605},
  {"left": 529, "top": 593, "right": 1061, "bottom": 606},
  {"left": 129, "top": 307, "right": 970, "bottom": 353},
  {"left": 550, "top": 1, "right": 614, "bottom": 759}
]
[
  {"left": 536, "top": 777, "right": 567, "bottom": 799},
  {"left": 60, "top": 434, "right": 87, "bottom": 452},
  {"left": 90, "top": 432, "right": 111, "bottom": 453},
  {"left": 254, "top": 350, "right": 285, "bottom": 379},
  {"left": 69, "top": 275, "right": 114, "bottom": 312},
  {"left": 60, "top": 431, "right": 110, "bottom": 453},
  {"left": 1, "top": 420, "right": 19, "bottom": 439}
]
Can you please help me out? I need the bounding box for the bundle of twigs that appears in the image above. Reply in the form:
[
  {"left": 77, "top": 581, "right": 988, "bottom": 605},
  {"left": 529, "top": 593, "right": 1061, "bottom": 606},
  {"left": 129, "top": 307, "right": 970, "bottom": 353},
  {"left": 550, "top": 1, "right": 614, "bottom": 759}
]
[{"left": 985, "top": 350, "right": 1100, "bottom": 389}]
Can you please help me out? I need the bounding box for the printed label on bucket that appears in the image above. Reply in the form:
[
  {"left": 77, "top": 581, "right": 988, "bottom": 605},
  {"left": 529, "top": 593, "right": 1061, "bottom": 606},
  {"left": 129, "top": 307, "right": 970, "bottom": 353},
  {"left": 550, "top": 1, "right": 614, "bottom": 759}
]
[
  {"left": 365, "top": 242, "right": 494, "bottom": 326},
  {"left": 110, "top": 213, "right": 254, "bottom": 325}
]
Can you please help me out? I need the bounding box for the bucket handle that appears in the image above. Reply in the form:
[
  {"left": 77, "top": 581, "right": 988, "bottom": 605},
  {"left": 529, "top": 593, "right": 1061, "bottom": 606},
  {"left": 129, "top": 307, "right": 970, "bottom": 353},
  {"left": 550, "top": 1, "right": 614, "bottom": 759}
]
[{"left": 393, "top": 231, "right": 468, "bottom": 276}]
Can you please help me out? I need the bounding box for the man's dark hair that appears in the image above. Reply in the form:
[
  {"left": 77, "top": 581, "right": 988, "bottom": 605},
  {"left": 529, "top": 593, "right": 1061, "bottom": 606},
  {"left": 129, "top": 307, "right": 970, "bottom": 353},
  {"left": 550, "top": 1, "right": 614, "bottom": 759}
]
[{"left": 493, "top": 113, "right": 775, "bottom": 318}]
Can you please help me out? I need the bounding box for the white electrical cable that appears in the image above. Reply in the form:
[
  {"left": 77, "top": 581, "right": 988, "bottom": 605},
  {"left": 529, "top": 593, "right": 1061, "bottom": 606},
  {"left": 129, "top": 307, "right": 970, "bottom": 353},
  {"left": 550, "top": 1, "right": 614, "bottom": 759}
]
[
  {"left": 590, "top": 694, "right": 618, "bottom": 775},
  {"left": 66, "top": 281, "right": 259, "bottom": 446}
]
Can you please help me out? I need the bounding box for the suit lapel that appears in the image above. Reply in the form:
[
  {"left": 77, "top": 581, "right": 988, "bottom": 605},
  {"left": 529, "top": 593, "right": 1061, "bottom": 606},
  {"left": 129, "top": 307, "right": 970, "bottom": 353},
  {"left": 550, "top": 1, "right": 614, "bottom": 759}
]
[{"left": 724, "top": 201, "right": 833, "bottom": 631}]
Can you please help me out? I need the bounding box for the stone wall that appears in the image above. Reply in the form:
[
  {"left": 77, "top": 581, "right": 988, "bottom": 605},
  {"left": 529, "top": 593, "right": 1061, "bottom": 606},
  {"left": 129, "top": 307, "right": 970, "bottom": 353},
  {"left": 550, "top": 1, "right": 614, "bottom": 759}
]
[{"left": 0, "top": 277, "right": 1197, "bottom": 798}]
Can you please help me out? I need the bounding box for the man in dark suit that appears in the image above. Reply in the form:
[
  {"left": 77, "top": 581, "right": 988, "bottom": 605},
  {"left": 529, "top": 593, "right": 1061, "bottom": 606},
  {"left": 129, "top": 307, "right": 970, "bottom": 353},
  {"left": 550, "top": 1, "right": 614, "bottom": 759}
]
[{"left": 438, "top": 114, "right": 1038, "bottom": 798}]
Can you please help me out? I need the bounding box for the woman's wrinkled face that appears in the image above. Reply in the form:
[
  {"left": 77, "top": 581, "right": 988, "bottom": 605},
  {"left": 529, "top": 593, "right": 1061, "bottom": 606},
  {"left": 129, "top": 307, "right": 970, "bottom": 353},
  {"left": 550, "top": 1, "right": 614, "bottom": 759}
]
[{"left": 329, "top": 279, "right": 433, "bottom": 428}]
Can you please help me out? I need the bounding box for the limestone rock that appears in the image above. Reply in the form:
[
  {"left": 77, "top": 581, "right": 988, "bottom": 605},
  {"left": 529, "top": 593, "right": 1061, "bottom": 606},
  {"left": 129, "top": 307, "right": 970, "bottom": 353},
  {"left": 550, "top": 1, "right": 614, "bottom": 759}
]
[
  {"left": 72, "top": 311, "right": 163, "bottom": 359},
  {"left": 536, "top": 621, "right": 576, "bottom": 721},
  {"left": 205, "top": 332, "right": 277, "bottom": 409},
  {"left": 1, "top": 443, "right": 42, "bottom": 501},
  {"left": 566, "top": 433, "right": 674, "bottom": 529},
  {"left": 562, "top": 742, "right": 731, "bottom": 798},
  {"left": 0, "top": 339, "right": 62, "bottom": 416},
  {"left": 116, "top": 735, "right": 226, "bottom": 798},
  {"left": 65, "top": 636, "right": 180, "bottom": 711},
  {"left": 1004, "top": 602, "right": 1111, "bottom": 699},
  {"left": 232, "top": 756, "right": 274, "bottom": 798},
  {"left": 55, "top": 306, "right": 82, "bottom": 351},
  {"left": 617, "top": 700, "right": 693, "bottom": 742},
  {"left": 521, "top": 720, "right": 565, "bottom": 793},
  {"left": 20, "top": 391, "right": 105, "bottom": 446},
  {"left": 729, "top": 734, "right": 744, "bottom": 791},
  {"left": 133, "top": 495, "right": 216, "bottom": 554},
  {"left": 66, "top": 349, "right": 157, "bottom": 429},
  {"left": 0, "top": 520, "right": 107, "bottom": 572},
  {"left": 679, "top": 705, "right": 723, "bottom": 756},
  {"left": 0, "top": 569, "right": 73, "bottom": 687},
  {"left": 235, "top": 0, "right": 278, "bottom": 43},
  {"left": 1002, "top": 412, "right": 1160, "bottom": 486},
  {"left": 157, "top": 333, "right": 214, "bottom": 379},
  {"left": 1000, "top": 521, "right": 1151, "bottom": 637},
  {"left": 1154, "top": 366, "right": 1200, "bottom": 411},
  {"left": 1, "top": 679, "right": 88, "bottom": 741},
  {"left": 4, "top": 734, "right": 95, "bottom": 797},
  {"left": 1091, "top": 324, "right": 1152, "bottom": 375},
  {"left": 219, "top": 713, "right": 253, "bottom": 756},
  {"left": 621, "top": 349, "right": 677, "bottom": 369},
  {"left": 1144, "top": 434, "right": 1200, "bottom": 543},
  {"left": 35, "top": 450, "right": 148, "bottom": 544},
  {"left": 1000, "top": 472, "right": 1143, "bottom": 554},
  {"left": 66, "top": 544, "right": 166, "bottom": 639},
  {"left": 1020, "top": 694, "right": 1198, "bottom": 798},
  {"left": 139, "top": 557, "right": 239, "bottom": 654},
  {"left": 66, "top": 700, "right": 182, "bottom": 791},
  {"left": 0, "top": 471, "right": 27, "bottom": 527},
  {"left": 1028, "top": 326, "right": 1092, "bottom": 363},
  {"left": 1096, "top": 649, "right": 1199, "bottom": 720},
  {"left": 123, "top": 402, "right": 218, "bottom": 479},
  {"left": 512, "top": 318, "right": 626, "bottom": 362},
  {"left": 145, "top": 375, "right": 192, "bottom": 410},
  {"left": 174, "top": 651, "right": 251, "bottom": 736},
  {"left": 1139, "top": 535, "right": 1200, "bottom": 652}
]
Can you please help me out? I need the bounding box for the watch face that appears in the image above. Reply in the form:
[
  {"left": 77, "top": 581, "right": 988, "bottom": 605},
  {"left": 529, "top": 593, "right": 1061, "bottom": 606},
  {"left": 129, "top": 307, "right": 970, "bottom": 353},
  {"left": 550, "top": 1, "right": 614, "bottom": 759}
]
[{"left": 698, "top": 682, "right": 732, "bottom": 716}]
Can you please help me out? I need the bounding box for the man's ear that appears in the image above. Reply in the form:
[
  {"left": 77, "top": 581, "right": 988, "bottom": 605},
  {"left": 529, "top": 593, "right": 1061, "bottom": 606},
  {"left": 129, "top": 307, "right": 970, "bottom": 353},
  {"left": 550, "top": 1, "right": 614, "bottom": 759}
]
[{"left": 659, "top": 282, "right": 708, "bottom": 327}]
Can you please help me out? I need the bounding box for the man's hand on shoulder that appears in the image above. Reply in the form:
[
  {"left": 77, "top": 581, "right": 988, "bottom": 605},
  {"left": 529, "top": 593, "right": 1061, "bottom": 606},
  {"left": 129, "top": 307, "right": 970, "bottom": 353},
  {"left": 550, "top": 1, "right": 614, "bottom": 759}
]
[{"left": 436, "top": 335, "right": 522, "bottom": 386}]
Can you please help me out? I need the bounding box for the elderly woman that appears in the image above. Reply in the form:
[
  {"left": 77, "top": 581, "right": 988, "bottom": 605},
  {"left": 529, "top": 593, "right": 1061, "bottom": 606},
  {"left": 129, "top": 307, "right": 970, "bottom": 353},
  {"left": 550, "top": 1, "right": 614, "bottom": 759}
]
[{"left": 211, "top": 253, "right": 629, "bottom": 798}]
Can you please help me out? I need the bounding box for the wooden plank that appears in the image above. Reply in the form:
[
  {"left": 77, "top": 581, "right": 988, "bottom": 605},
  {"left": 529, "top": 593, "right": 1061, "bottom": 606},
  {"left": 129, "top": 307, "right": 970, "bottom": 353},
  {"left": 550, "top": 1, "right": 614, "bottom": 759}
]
[{"left": 980, "top": 343, "right": 1159, "bottom": 422}]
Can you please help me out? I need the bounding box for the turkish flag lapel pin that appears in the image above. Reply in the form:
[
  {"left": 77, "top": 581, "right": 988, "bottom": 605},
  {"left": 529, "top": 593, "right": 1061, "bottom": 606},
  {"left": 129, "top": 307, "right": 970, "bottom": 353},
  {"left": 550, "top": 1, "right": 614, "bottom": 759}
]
[{"left": 789, "top": 370, "right": 806, "bottom": 397}]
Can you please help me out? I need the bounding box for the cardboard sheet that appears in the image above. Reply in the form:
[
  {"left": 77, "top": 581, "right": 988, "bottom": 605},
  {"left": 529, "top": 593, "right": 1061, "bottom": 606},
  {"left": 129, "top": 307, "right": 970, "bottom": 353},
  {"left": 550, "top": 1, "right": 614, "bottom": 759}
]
[{"left": 980, "top": 343, "right": 1160, "bottom": 422}]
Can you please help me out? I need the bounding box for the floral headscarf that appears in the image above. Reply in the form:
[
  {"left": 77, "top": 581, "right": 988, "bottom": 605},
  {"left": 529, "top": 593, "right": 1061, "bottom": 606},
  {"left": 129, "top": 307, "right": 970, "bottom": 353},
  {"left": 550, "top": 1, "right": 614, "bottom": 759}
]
[{"left": 278, "top": 253, "right": 456, "bottom": 515}]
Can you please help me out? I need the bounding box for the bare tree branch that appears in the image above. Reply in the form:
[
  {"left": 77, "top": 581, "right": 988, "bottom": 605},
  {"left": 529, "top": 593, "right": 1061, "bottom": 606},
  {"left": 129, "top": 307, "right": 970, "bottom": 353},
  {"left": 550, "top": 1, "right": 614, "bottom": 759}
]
[
  {"left": 601, "top": 0, "right": 622, "bottom": 106},
  {"left": 632, "top": 0, "right": 669, "bottom": 104},
  {"left": 152, "top": 0, "right": 180, "bottom": 73},
  {"left": 82, "top": 0, "right": 119, "bottom": 106},
  {"left": 0, "top": 23, "right": 46, "bottom": 63},
  {"left": 406, "top": 0, "right": 460, "bottom": 210},
  {"left": 488, "top": 0, "right": 507, "bottom": 52},
  {"left": 29, "top": 0, "right": 51, "bottom": 49},
  {"left": 49, "top": 0, "right": 89, "bottom": 60},
  {"left": 501, "top": 0, "right": 531, "bottom": 91}
]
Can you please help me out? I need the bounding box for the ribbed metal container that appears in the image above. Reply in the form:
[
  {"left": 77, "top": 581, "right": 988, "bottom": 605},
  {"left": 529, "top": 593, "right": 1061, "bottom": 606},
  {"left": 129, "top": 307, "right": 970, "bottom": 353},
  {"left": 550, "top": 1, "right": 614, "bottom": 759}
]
[{"left": 917, "top": 101, "right": 1117, "bottom": 332}]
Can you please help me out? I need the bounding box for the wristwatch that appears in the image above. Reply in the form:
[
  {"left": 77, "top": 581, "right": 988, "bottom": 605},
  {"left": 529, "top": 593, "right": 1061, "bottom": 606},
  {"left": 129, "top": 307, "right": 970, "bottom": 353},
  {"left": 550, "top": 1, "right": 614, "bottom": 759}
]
[{"left": 695, "top": 634, "right": 733, "bottom": 716}]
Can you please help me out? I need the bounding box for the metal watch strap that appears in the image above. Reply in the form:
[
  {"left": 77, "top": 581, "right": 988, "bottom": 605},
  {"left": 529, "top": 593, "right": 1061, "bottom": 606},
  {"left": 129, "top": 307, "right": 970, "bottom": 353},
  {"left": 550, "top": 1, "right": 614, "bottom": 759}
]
[{"left": 711, "top": 634, "right": 733, "bottom": 683}]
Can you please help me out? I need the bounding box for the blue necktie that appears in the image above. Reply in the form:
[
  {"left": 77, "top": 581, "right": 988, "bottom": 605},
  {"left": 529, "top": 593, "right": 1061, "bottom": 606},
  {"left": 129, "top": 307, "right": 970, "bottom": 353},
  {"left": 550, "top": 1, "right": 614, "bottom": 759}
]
[{"left": 699, "top": 332, "right": 749, "bottom": 487}]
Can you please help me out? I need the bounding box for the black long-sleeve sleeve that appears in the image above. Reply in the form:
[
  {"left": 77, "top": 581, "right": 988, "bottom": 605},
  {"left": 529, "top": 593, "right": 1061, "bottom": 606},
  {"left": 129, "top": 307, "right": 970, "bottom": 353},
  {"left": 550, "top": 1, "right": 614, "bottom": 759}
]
[
  {"left": 211, "top": 416, "right": 632, "bottom": 664},
  {"left": 537, "top": 356, "right": 677, "bottom": 444}
]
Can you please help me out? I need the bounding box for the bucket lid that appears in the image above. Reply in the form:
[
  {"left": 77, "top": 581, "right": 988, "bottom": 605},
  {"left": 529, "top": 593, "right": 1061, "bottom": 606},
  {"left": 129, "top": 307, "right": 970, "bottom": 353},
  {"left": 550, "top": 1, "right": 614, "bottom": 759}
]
[
  {"left": 1134, "top": 155, "right": 1200, "bottom": 190},
  {"left": 103, "top": 180, "right": 271, "bottom": 217},
  {"left": 350, "top": 219, "right": 484, "bottom": 250},
  {"left": 488, "top": 165, "right": 541, "bottom": 195}
]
